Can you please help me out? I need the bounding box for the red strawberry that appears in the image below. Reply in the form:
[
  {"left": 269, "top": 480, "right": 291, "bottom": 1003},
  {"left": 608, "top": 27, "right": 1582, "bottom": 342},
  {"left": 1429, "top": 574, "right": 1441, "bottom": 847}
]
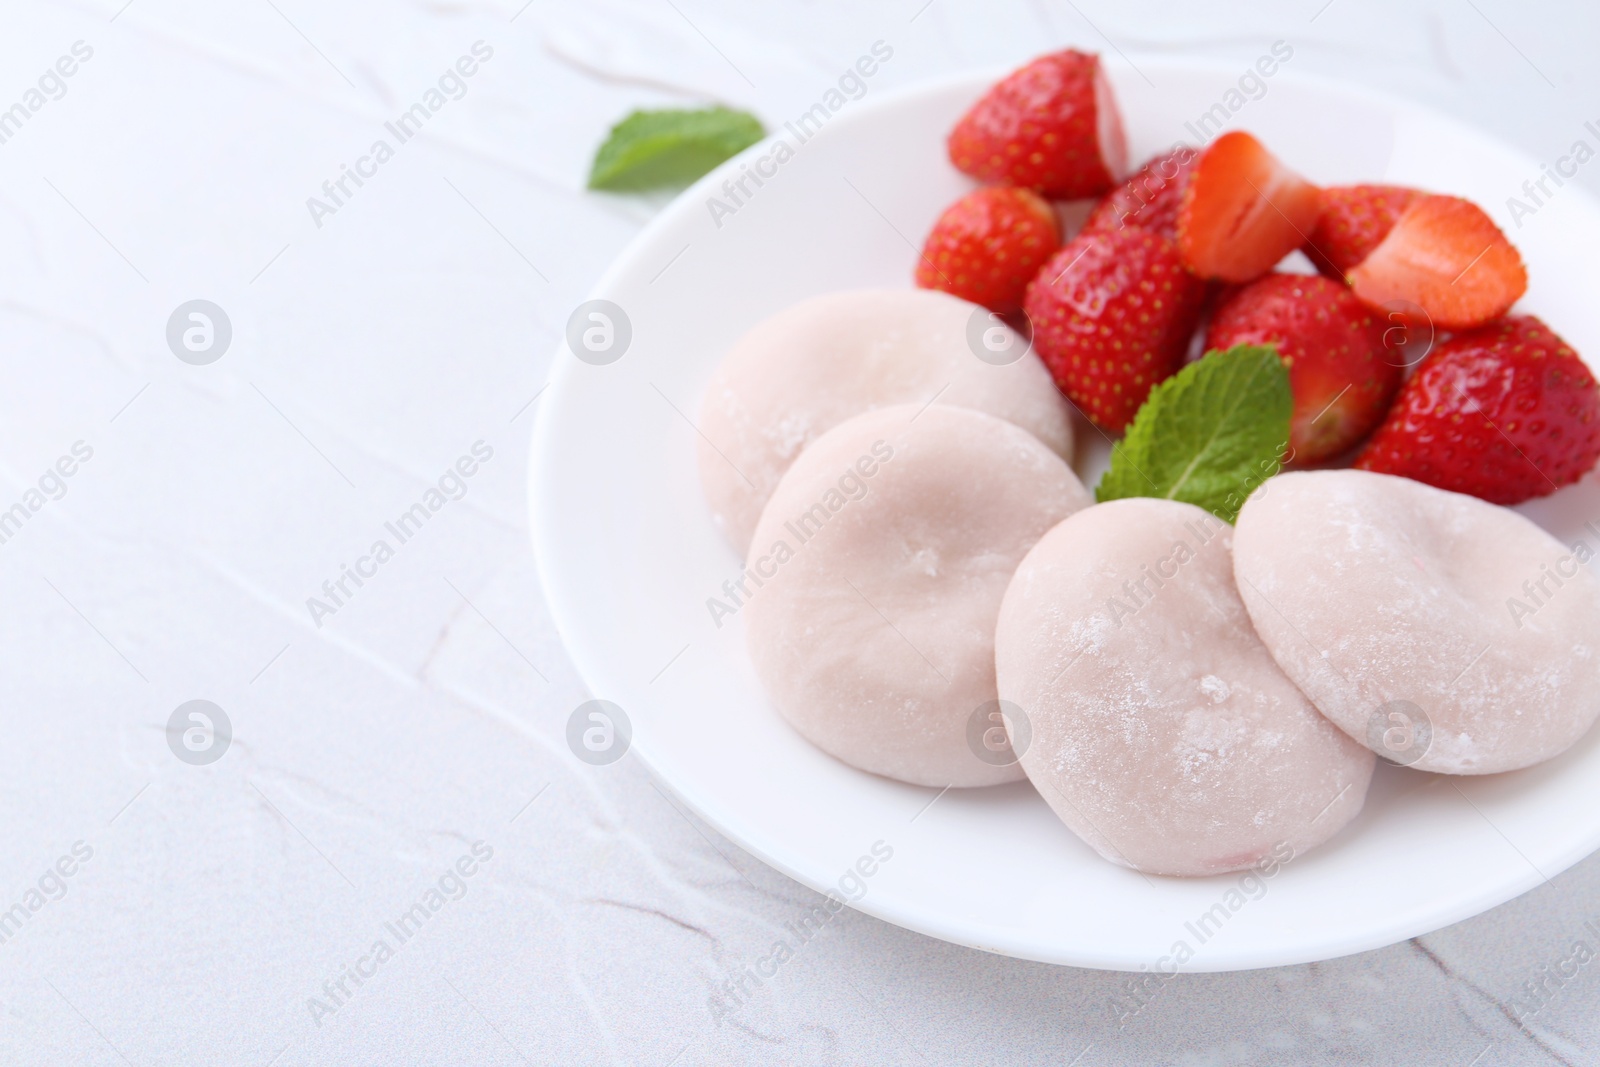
[
  {"left": 1355, "top": 315, "right": 1600, "bottom": 504},
  {"left": 1304, "top": 184, "right": 1421, "bottom": 279},
  {"left": 947, "top": 49, "right": 1127, "bottom": 199},
  {"left": 1024, "top": 227, "right": 1208, "bottom": 432},
  {"left": 1207, "top": 273, "right": 1403, "bottom": 464},
  {"left": 1082, "top": 146, "right": 1199, "bottom": 241},
  {"left": 1348, "top": 194, "right": 1527, "bottom": 330},
  {"left": 1176, "top": 131, "right": 1321, "bottom": 283},
  {"left": 914, "top": 187, "right": 1061, "bottom": 313}
]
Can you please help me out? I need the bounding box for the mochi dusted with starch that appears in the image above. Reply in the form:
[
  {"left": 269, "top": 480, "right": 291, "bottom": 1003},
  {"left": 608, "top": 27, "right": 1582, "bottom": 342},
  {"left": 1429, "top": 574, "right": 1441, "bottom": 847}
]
[
  {"left": 995, "top": 497, "right": 1374, "bottom": 876},
  {"left": 743, "top": 404, "right": 1091, "bottom": 788},
  {"left": 698, "top": 288, "right": 1074, "bottom": 555},
  {"left": 1234, "top": 469, "right": 1600, "bottom": 774}
]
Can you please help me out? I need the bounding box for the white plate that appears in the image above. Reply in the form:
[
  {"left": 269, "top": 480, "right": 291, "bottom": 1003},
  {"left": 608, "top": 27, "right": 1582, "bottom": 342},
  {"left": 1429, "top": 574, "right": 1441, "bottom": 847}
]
[{"left": 530, "top": 60, "right": 1600, "bottom": 971}]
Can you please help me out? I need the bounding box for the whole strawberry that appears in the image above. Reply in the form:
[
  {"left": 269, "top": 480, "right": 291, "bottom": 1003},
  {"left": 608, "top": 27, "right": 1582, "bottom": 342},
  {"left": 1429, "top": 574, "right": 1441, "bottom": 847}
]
[
  {"left": 1082, "top": 146, "right": 1198, "bottom": 241},
  {"left": 915, "top": 186, "right": 1061, "bottom": 313},
  {"left": 1356, "top": 315, "right": 1600, "bottom": 504},
  {"left": 1207, "top": 273, "right": 1402, "bottom": 464},
  {"left": 947, "top": 49, "right": 1126, "bottom": 199},
  {"left": 1305, "top": 184, "right": 1421, "bottom": 280},
  {"left": 1024, "top": 227, "right": 1208, "bottom": 432},
  {"left": 1176, "top": 131, "right": 1321, "bottom": 283}
]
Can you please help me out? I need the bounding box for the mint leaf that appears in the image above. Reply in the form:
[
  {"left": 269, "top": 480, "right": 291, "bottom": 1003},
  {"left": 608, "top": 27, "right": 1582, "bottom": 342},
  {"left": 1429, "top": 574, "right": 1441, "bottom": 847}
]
[
  {"left": 587, "top": 107, "right": 765, "bottom": 192},
  {"left": 1095, "top": 345, "right": 1291, "bottom": 523}
]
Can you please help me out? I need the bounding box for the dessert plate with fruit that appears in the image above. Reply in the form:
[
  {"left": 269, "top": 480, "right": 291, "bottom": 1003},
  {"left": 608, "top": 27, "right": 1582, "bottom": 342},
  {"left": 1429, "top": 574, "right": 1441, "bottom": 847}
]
[{"left": 531, "top": 52, "right": 1600, "bottom": 970}]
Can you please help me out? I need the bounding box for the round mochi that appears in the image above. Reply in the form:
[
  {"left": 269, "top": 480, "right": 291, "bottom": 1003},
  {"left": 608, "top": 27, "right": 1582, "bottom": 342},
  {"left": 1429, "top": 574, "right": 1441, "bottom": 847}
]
[
  {"left": 699, "top": 288, "right": 1075, "bottom": 555},
  {"left": 995, "top": 497, "right": 1375, "bottom": 877},
  {"left": 1234, "top": 469, "right": 1600, "bottom": 774},
  {"left": 743, "top": 403, "right": 1091, "bottom": 787}
]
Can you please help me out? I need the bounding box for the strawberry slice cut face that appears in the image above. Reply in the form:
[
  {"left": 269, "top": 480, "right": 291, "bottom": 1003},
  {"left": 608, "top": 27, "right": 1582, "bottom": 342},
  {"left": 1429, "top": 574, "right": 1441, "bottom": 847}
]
[
  {"left": 1177, "top": 131, "right": 1320, "bottom": 283},
  {"left": 1348, "top": 194, "right": 1527, "bottom": 330}
]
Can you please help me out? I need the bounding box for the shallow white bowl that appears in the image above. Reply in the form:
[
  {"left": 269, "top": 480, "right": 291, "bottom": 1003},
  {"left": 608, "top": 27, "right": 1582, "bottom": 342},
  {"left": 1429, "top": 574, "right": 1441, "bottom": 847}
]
[{"left": 530, "top": 60, "right": 1600, "bottom": 971}]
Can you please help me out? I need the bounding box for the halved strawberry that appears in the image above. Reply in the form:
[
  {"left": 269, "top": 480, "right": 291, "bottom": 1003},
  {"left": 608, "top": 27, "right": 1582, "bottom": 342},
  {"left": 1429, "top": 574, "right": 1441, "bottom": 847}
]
[
  {"left": 915, "top": 187, "right": 1061, "bottom": 313},
  {"left": 1304, "top": 184, "right": 1422, "bottom": 280},
  {"left": 947, "top": 50, "right": 1127, "bottom": 199},
  {"left": 1347, "top": 194, "right": 1527, "bottom": 330},
  {"left": 1206, "top": 273, "right": 1402, "bottom": 464},
  {"left": 1355, "top": 315, "right": 1600, "bottom": 504},
  {"left": 1176, "top": 131, "right": 1320, "bottom": 283},
  {"left": 1024, "top": 226, "right": 1209, "bottom": 432},
  {"left": 1082, "top": 146, "right": 1199, "bottom": 241}
]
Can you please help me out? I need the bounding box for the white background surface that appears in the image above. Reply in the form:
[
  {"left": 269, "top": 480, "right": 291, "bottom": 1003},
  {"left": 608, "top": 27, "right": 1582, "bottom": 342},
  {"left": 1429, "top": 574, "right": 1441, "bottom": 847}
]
[{"left": 2, "top": 1, "right": 1599, "bottom": 1064}]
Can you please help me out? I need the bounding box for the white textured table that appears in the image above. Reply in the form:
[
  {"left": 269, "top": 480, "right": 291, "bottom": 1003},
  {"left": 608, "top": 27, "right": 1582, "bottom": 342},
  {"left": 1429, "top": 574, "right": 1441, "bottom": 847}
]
[{"left": 2, "top": 1, "right": 1598, "bottom": 1063}]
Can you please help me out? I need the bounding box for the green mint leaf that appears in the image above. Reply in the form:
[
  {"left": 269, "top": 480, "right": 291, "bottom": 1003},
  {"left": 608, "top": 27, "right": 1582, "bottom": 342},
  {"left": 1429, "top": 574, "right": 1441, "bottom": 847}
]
[
  {"left": 1095, "top": 344, "right": 1292, "bottom": 523},
  {"left": 587, "top": 107, "right": 765, "bottom": 192}
]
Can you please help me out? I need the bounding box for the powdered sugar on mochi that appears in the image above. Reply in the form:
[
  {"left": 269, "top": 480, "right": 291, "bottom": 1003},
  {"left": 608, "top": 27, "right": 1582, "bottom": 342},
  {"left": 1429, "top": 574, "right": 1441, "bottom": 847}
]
[
  {"left": 743, "top": 404, "right": 1091, "bottom": 788},
  {"left": 995, "top": 497, "right": 1374, "bottom": 876},
  {"left": 1234, "top": 469, "right": 1600, "bottom": 774},
  {"left": 698, "top": 289, "right": 1074, "bottom": 555}
]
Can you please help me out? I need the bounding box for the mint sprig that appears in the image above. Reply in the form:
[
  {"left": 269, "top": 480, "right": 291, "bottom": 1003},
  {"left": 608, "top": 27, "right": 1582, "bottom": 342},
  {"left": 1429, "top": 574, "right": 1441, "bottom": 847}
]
[
  {"left": 587, "top": 107, "right": 765, "bottom": 192},
  {"left": 1096, "top": 345, "right": 1292, "bottom": 523}
]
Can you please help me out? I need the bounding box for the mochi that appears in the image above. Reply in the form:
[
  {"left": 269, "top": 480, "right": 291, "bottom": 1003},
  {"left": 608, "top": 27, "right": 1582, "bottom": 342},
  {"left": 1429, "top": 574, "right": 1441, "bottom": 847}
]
[
  {"left": 698, "top": 288, "right": 1074, "bottom": 554},
  {"left": 995, "top": 497, "right": 1375, "bottom": 876},
  {"left": 1234, "top": 469, "right": 1600, "bottom": 774},
  {"left": 743, "top": 404, "right": 1091, "bottom": 787}
]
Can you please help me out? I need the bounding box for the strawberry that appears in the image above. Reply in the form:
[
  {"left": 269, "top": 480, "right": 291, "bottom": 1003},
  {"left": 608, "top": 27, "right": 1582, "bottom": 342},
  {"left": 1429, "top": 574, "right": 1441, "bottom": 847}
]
[
  {"left": 1176, "top": 131, "right": 1321, "bottom": 283},
  {"left": 1206, "top": 273, "right": 1403, "bottom": 464},
  {"left": 914, "top": 186, "right": 1061, "bottom": 313},
  {"left": 1355, "top": 315, "right": 1600, "bottom": 504},
  {"left": 1347, "top": 194, "right": 1527, "bottom": 330},
  {"left": 1024, "top": 226, "right": 1208, "bottom": 432},
  {"left": 1304, "top": 184, "right": 1421, "bottom": 280},
  {"left": 947, "top": 49, "right": 1127, "bottom": 199},
  {"left": 1082, "top": 146, "right": 1199, "bottom": 241}
]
